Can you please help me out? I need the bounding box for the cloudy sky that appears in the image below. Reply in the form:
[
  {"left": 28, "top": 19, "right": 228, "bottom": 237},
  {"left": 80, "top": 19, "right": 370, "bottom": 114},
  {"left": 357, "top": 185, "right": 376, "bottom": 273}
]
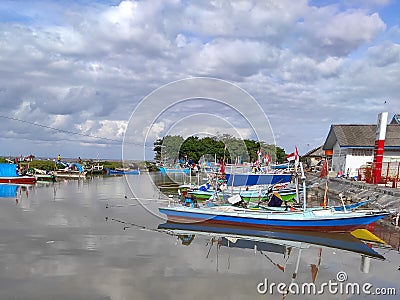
[{"left": 1, "top": 0, "right": 400, "bottom": 160}]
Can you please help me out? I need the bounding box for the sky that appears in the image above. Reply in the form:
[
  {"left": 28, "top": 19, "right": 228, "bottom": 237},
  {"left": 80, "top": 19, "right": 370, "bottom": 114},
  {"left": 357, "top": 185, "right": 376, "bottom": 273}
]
[{"left": 1, "top": 0, "right": 400, "bottom": 160}]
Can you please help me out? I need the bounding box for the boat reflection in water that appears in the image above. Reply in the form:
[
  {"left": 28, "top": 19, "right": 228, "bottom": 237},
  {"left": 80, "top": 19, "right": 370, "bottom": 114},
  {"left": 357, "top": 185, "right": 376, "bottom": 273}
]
[
  {"left": 158, "top": 221, "right": 387, "bottom": 277},
  {"left": 0, "top": 184, "right": 19, "bottom": 198}
]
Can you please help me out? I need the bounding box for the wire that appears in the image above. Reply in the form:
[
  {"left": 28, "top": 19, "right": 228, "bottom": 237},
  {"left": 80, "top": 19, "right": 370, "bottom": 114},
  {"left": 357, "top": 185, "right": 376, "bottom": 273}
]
[{"left": 0, "top": 113, "right": 154, "bottom": 148}]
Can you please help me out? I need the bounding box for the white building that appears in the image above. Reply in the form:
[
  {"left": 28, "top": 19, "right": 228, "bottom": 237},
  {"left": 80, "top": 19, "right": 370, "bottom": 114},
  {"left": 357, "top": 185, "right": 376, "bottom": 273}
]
[{"left": 323, "top": 118, "right": 400, "bottom": 178}]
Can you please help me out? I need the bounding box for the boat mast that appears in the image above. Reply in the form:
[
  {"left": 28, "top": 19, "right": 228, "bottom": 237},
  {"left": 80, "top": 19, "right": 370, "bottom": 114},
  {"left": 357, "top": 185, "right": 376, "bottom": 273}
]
[{"left": 300, "top": 162, "right": 307, "bottom": 211}]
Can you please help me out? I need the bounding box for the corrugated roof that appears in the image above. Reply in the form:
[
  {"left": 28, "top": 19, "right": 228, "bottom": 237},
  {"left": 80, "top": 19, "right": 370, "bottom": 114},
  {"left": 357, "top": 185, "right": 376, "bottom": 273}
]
[
  {"left": 323, "top": 124, "right": 400, "bottom": 149},
  {"left": 390, "top": 114, "right": 400, "bottom": 124}
]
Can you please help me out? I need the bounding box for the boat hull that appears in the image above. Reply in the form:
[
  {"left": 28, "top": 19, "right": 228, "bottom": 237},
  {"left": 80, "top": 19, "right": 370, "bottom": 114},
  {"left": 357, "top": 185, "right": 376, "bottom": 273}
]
[
  {"left": 106, "top": 169, "right": 140, "bottom": 175},
  {"left": 158, "top": 166, "right": 190, "bottom": 174},
  {"left": 0, "top": 176, "right": 36, "bottom": 184},
  {"left": 54, "top": 171, "right": 87, "bottom": 179},
  {"left": 159, "top": 207, "right": 389, "bottom": 233}
]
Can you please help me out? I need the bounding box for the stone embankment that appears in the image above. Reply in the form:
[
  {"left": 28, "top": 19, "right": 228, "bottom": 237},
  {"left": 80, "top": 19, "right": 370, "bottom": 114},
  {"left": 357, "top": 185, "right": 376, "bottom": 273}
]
[{"left": 305, "top": 172, "right": 400, "bottom": 228}]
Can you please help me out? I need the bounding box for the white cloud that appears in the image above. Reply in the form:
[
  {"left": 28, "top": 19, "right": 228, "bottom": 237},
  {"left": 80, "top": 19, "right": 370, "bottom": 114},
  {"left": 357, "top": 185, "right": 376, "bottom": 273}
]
[{"left": 0, "top": 0, "right": 399, "bottom": 158}]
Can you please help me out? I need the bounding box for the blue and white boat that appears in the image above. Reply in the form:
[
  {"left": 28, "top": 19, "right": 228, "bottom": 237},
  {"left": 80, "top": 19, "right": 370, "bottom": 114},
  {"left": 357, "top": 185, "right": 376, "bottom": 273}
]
[
  {"left": 269, "top": 163, "right": 291, "bottom": 170},
  {"left": 158, "top": 205, "right": 389, "bottom": 233},
  {"left": 159, "top": 162, "right": 390, "bottom": 233},
  {"left": 158, "top": 166, "right": 191, "bottom": 174}
]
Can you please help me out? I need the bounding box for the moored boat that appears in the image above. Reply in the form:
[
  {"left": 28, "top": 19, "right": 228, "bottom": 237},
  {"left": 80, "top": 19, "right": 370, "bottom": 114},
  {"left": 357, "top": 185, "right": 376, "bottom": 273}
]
[
  {"left": 54, "top": 163, "right": 87, "bottom": 179},
  {"left": 158, "top": 166, "right": 191, "bottom": 174},
  {"left": 106, "top": 168, "right": 140, "bottom": 175},
  {"left": 0, "top": 163, "right": 36, "bottom": 184},
  {"left": 158, "top": 205, "right": 390, "bottom": 233}
]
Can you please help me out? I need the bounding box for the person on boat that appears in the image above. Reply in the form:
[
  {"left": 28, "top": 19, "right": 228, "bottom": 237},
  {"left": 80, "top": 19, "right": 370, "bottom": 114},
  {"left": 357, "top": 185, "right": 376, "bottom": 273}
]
[
  {"left": 77, "top": 157, "right": 82, "bottom": 164},
  {"left": 57, "top": 154, "right": 61, "bottom": 162}
]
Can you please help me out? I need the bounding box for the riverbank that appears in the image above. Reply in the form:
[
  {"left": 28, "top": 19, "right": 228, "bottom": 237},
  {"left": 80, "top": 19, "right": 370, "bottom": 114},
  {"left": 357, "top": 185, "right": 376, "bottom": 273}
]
[{"left": 306, "top": 172, "right": 400, "bottom": 230}]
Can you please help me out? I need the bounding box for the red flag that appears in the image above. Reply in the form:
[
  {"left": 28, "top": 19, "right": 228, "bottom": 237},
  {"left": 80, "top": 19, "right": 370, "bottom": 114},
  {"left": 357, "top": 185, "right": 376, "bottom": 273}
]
[
  {"left": 320, "top": 160, "right": 328, "bottom": 178},
  {"left": 295, "top": 146, "right": 300, "bottom": 166},
  {"left": 220, "top": 161, "right": 225, "bottom": 174},
  {"left": 286, "top": 152, "right": 295, "bottom": 161}
]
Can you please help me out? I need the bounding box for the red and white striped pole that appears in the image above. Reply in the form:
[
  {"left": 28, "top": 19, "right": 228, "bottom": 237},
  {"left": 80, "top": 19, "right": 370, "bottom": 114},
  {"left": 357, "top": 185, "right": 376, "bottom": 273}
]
[{"left": 373, "top": 112, "right": 388, "bottom": 184}]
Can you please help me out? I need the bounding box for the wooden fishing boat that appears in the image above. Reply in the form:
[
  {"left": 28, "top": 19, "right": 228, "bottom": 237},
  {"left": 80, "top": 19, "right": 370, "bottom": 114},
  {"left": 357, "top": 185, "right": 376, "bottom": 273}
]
[
  {"left": 54, "top": 163, "right": 87, "bottom": 179},
  {"left": 161, "top": 162, "right": 389, "bottom": 233},
  {"left": 158, "top": 205, "right": 389, "bottom": 233},
  {"left": 0, "top": 163, "right": 36, "bottom": 184},
  {"left": 269, "top": 163, "right": 291, "bottom": 170},
  {"left": 33, "top": 168, "right": 56, "bottom": 182}
]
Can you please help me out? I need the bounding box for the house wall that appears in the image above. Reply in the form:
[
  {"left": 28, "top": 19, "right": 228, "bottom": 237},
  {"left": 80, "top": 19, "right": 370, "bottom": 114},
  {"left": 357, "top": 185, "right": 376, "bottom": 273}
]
[
  {"left": 332, "top": 148, "right": 400, "bottom": 178},
  {"left": 383, "top": 150, "right": 400, "bottom": 163},
  {"left": 345, "top": 152, "right": 373, "bottom": 177}
]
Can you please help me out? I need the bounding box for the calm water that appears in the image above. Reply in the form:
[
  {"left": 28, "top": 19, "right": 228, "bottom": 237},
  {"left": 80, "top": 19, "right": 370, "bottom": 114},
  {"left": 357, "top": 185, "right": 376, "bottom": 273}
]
[{"left": 0, "top": 174, "right": 399, "bottom": 300}]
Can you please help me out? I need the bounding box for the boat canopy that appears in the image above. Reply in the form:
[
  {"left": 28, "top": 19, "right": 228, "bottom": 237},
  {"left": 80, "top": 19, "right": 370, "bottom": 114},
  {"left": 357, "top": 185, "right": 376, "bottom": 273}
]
[
  {"left": 0, "top": 163, "right": 18, "bottom": 177},
  {"left": 70, "top": 163, "right": 84, "bottom": 172},
  {"left": 225, "top": 173, "right": 292, "bottom": 186}
]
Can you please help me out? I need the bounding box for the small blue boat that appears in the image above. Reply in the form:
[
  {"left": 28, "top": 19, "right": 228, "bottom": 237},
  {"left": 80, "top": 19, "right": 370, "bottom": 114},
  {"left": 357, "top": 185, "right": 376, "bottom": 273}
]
[
  {"left": 157, "top": 221, "right": 385, "bottom": 259},
  {"left": 269, "top": 163, "right": 291, "bottom": 170},
  {"left": 106, "top": 168, "right": 140, "bottom": 175},
  {"left": 158, "top": 166, "right": 190, "bottom": 174}
]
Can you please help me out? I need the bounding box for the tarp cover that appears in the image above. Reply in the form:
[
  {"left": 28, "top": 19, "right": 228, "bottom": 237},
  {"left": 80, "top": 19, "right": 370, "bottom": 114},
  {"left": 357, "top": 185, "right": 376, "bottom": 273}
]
[
  {"left": 0, "top": 163, "right": 18, "bottom": 177},
  {"left": 71, "top": 163, "right": 84, "bottom": 172},
  {"left": 225, "top": 173, "right": 292, "bottom": 187}
]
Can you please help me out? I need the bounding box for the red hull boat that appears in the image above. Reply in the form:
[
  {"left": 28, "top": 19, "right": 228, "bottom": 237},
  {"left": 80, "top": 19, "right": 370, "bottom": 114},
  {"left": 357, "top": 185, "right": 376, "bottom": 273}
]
[{"left": 0, "top": 176, "right": 36, "bottom": 184}]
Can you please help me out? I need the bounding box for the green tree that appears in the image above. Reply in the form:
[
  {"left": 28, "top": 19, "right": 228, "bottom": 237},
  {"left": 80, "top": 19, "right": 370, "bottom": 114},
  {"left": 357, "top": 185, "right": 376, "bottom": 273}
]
[
  {"left": 153, "top": 134, "right": 288, "bottom": 164},
  {"left": 153, "top": 135, "right": 184, "bottom": 164}
]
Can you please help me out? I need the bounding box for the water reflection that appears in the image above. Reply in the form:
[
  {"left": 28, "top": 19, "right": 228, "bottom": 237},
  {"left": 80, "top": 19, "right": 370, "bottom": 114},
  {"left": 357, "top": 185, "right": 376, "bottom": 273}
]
[
  {"left": 0, "top": 175, "right": 398, "bottom": 299},
  {"left": 158, "top": 221, "right": 386, "bottom": 261},
  {"left": 0, "top": 184, "right": 19, "bottom": 198},
  {"left": 156, "top": 221, "right": 395, "bottom": 297}
]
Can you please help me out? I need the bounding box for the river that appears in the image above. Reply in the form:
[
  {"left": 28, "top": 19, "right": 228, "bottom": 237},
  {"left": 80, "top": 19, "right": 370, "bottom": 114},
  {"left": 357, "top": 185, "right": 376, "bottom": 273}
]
[{"left": 0, "top": 174, "right": 399, "bottom": 299}]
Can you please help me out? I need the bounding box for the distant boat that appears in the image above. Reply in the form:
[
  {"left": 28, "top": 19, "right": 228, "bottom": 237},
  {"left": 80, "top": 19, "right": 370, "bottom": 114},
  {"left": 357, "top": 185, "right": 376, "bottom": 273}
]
[
  {"left": 158, "top": 166, "right": 191, "bottom": 174},
  {"left": 33, "top": 168, "right": 56, "bottom": 182},
  {"left": 86, "top": 163, "right": 105, "bottom": 174},
  {"left": 269, "top": 163, "right": 291, "bottom": 170},
  {"left": 54, "top": 163, "right": 87, "bottom": 179},
  {"left": 106, "top": 168, "right": 140, "bottom": 175},
  {"left": 0, "top": 163, "right": 36, "bottom": 184}
]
